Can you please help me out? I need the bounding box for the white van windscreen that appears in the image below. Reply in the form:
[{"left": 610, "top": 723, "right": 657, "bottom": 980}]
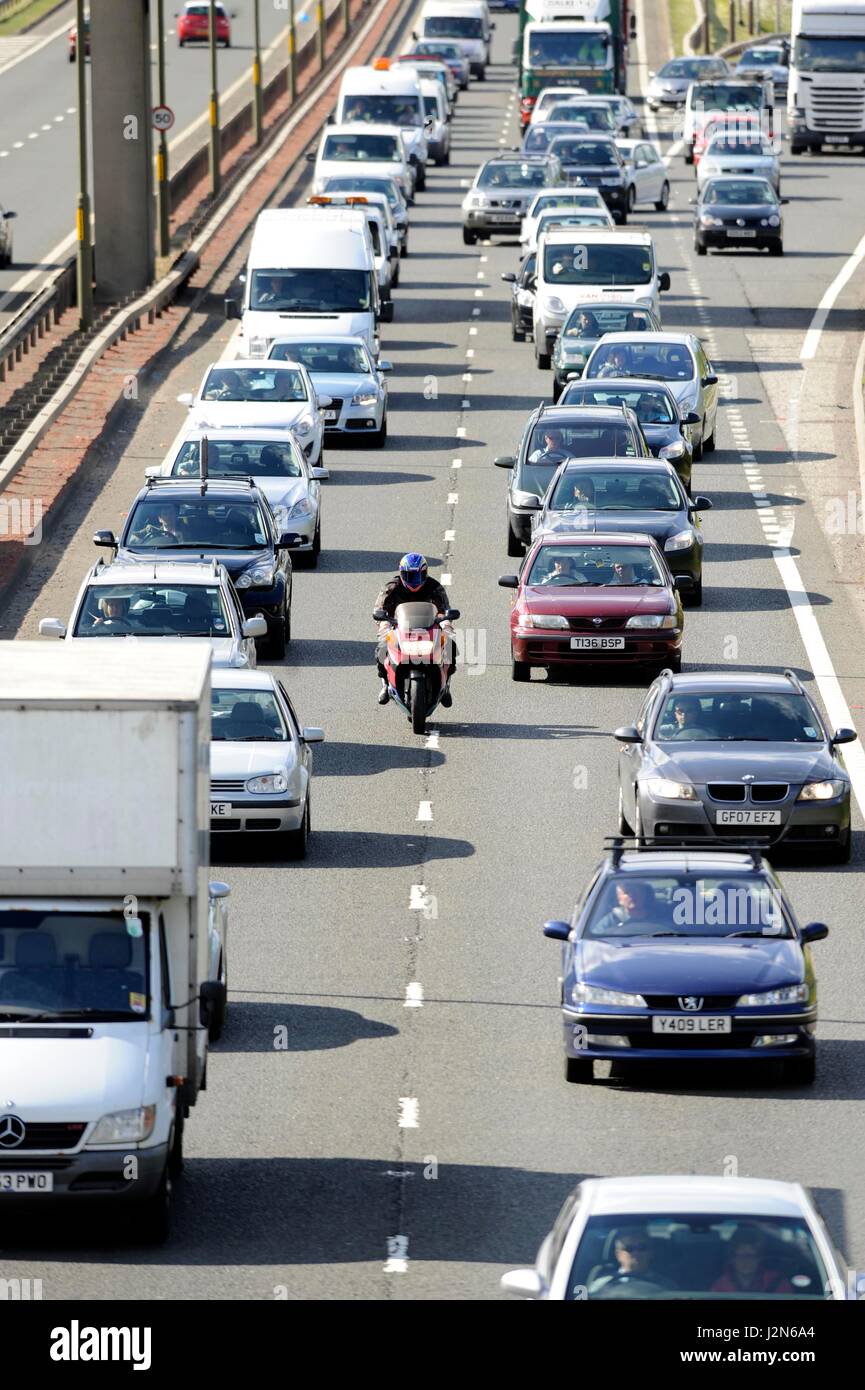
[
  {"left": 542, "top": 243, "right": 653, "bottom": 286},
  {"left": 323, "top": 132, "right": 401, "bottom": 161},
  {"left": 250, "top": 269, "right": 371, "bottom": 312},
  {"left": 423, "top": 15, "right": 483, "bottom": 38},
  {"left": 343, "top": 94, "right": 422, "bottom": 126}
]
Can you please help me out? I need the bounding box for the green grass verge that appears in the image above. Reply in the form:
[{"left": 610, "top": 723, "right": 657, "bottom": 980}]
[
  {"left": 667, "top": 0, "right": 793, "bottom": 59},
  {"left": 0, "top": 0, "right": 66, "bottom": 38}
]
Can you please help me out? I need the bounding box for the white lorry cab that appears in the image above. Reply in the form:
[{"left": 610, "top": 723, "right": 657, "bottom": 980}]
[
  {"left": 0, "top": 644, "right": 228, "bottom": 1242},
  {"left": 788, "top": 0, "right": 865, "bottom": 153},
  {"left": 532, "top": 225, "right": 670, "bottom": 366},
  {"left": 336, "top": 66, "right": 430, "bottom": 190},
  {"left": 225, "top": 207, "right": 389, "bottom": 361},
  {"left": 416, "top": 0, "right": 492, "bottom": 79}
]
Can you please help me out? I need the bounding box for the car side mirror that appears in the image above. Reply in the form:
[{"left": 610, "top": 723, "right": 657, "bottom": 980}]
[
  {"left": 543, "top": 920, "right": 570, "bottom": 941},
  {"left": 209, "top": 880, "right": 231, "bottom": 900},
  {"left": 703, "top": 374, "right": 718, "bottom": 386},
  {"left": 302, "top": 727, "right": 325, "bottom": 743},
  {"left": 684, "top": 411, "right": 701, "bottom": 426},
  {"left": 93, "top": 529, "right": 117, "bottom": 549},
  {"left": 674, "top": 575, "right": 694, "bottom": 591},
  {"left": 831, "top": 727, "right": 857, "bottom": 746},
  {"left": 380, "top": 300, "right": 394, "bottom": 323},
  {"left": 372, "top": 607, "right": 389, "bottom": 622},
  {"left": 614, "top": 725, "right": 642, "bottom": 743},
  {"left": 311, "top": 467, "right": 329, "bottom": 480},
  {"left": 378, "top": 359, "right": 393, "bottom": 372},
  {"left": 177, "top": 391, "right": 194, "bottom": 406},
  {"left": 800, "top": 922, "right": 829, "bottom": 945},
  {"left": 224, "top": 297, "right": 240, "bottom": 320},
  {"left": 444, "top": 607, "right": 460, "bottom": 621},
  {"left": 690, "top": 495, "right": 712, "bottom": 510},
  {"left": 494, "top": 455, "right": 516, "bottom": 468},
  {"left": 144, "top": 465, "right": 161, "bottom": 478},
  {"left": 305, "top": 150, "right": 317, "bottom": 162},
  {"left": 781, "top": 197, "right": 790, "bottom": 204},
  {"left": 242, "top": 616, "right": 268, "bottom": 639},
  {"left": 501, "top": 1269, "right": 546, "bottom": 1300},
  {"left": 200, "top": 979, "right": 227, "bottom": 1030},
  {"left": 498, "top": 575, "right": 519, "bottom": 589},
  {"left": 316, "top": 393, "right": 333, "bottom": 408},
  {"left": 3, "top": 210, "right": 16, "bottom": 220},
  {"left": 648, "top": 70, "right": 655, "bottom": 79},
  {"left": 38, "top": 618, "right": 66, "bottom": 639},
  {"left": 659, "top": 271, "right": 671, "bottom": 291},
  {"left": 501, "top": 272, "right": 517, "bottom": 283}
]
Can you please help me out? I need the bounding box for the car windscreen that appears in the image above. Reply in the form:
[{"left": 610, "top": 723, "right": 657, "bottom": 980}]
[
  {"left": 543, "top": 243, "right": 653, "bottom": 287},
  {"left": 653, "top": 692, "right": 825, "bottom": 743},
  {"left": 269, "top": 340, "right": 369, "bottom": 374},
  {"left": 531, "top": 193, "right": 602, "bottom": 217},
  {"left": 341, "top": 94, "right": 422, "bottom": 126},
  {"left": 423, "top": 14, "right": 483, "bottom": 37},
  {"left": 524, "top": 123, "right": 575, "bottom": 153},
  {"left": 0, "top": 911, "right": 150, "bottom": 1020},
  {"left": 211, "top": 687, "right": 289, "bottom": 741},
  {"left": 249, "top": 268, "right": 371, "bottom": 313},
  {"left": 125, "top": 499, "right": 271, "bottom": 550},
  {"left": 549, "top": 105, "right": 614, "bottom": 130},
  {"left": 172, "top": 437, "right": 304, "bottom": 478},
  {"left": 587, "top": 342, "right": 695, "bottom": 382},
  {"left": 526, "top": 31, "right": 609, "bottom": 69},
  {"left": 323, "top": 132, "right": 401, "bottom": 161},
  {"left": 739, "top": 48, "right": 785, "bottom": 68},
  {"left": 567, "top": 1214, "right": 828, "bottom": 1300},
  {"left": 551, "top": 138, "right": 619, "bottom": 166},
  {"left": 478, "top": 161, "right": 549, "bottom": 188},
  {"left": 324, "top": 176, "right": 401, "bottom": 207},
  {"left": 702, "top": 179, "right": 775, "bottom": 204},
  {"left": 693, "top": 81, "right": 764, "bottom": 109},
  {"left": 74, "top": 582, "right": 232, "bottom": 637},
  {"left": 526, "top": 543, "right": 662, "bottom": 587},
  {"left": 566, "top": 385, "right": 677, "bottom": 426},
  {"left": 562, "top": 306, "right": 656, "bottom": 338},
  {"left": 528, "top": 421, "right": 637, "bottom": 462},
  {"left": 539, "top": 214, "right": 609, "bottom": 234},
  {"left": 550, "top": 468, "right": 680, "bottom": 512},
  {"left": 794, "top": 36, "right": 865, "bottom": 73},
  {"left": 202, "top": 363, "right": 308, "bottom": 401},
  {"left": 659, "top": 58, "right": 711, "bottom": 79},
  {"left": 583, "top": 872, "right": 791, "bottom": 941},
  {"left": 414, "top": 40, "right": 460, "bottom": 57}
]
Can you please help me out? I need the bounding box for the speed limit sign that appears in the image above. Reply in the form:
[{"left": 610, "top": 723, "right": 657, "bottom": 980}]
[{"left": 153, "top": 104, "right": 175, "bottom": 133}]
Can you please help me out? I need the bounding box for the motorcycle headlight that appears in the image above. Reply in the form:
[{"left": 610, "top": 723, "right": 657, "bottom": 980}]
[
  {"left": 527, "top": 613, "right": 569, "bottom": 629},
  {"left": 88, "top": 1106, "right": 156, "bottom": 1145},
  {"left": 236, "top": 561, "right": 277, "bottom": 589},
  {"left": 659, "top": 440, "right": 686, "bottom": 460},
  {"left": 797, "top": 779, "right": 845, "bottom": 801},
  {"left": 544, "top": 295, "right": 566, "bottom": 314},
  {"left": 664, "top": 530, "right": 694, "bottom": 553},
  {"left": 512, "top": 489, "right": 540, "bottom": 508},
  {"left": 737, "top": 983, "right": 809, "bottom": 1007},
  {"left": 643, "top": 776, "right": 697, "bottom": 800},
  {"left": 351, "top": 390, "right": 379, "bottom": 406},
  {"left": 247, "top": 772, "right": 289, "bottom": 793},
  {"left": 571, "top": 982, "right": 646, "bottom": 1007},
  {"left": 626, "top": 613, "right": 677, "bottom": 629},
  {"left": 287, "top": 498, "right": 313, "bottom": 519}
]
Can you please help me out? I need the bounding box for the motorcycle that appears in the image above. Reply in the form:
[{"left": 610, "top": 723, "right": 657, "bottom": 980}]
[{"left": 373, "top": 601, "right": 460, "bottom": 735}]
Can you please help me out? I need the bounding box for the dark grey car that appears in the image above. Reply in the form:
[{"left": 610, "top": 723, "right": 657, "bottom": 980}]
[
  {"left": 560, "top": 377, "right": 699, "bottom": 492},
  {"left": 532, "top": 458, "right": 710, "bottom": 603},
  {"left": 614, "top": 670, "right": 857, "bottom": 862}
]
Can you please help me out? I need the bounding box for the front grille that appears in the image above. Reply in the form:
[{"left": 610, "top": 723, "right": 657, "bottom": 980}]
[
  {"left": 751, "top": 783, "right": 788, "bottom": 803},
  {"left": 325, "top": 398, "right": 344, "bottom": 413},
  {"left": 646, "top": 995, "right": 739, "bottom": 1010},
  {"left": 489, "top": 198, "right": 520, "bottom": 209},
  {"left": 0, "top": 1156, "right": 75, "bottom": 1170},
  {"left": 630, "top": 1031, "right": 754, "bottom": 1050},
  {"left": 2, "top": 1123, "right": 86, "bottom": 1151},
  {"left": 210, "top": 818, "right": 241, "bottom": 830},
  {"left": 211, "top": 779, "right": 246, "bottom": 794},
  {"left": 810, "top": 89, "right": 865, "bottom": 129},
  {"left": 568, "top": 616, "right": 626, "bottom": 631},
  {"left": 707, "top": 784, "right": 746, "bottom": 802}
]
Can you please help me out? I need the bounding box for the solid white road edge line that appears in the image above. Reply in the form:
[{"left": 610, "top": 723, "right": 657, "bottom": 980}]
[{"left": 800, "top": 231, "right": 865, "bottom": 362}]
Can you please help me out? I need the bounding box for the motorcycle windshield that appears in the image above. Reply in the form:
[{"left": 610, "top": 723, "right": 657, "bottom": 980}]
[{"left": 395, "top": 601, "right": 437, "bottom": 629}]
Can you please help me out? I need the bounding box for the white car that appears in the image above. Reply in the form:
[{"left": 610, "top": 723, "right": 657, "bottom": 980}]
[
  {"left": 38, "top": 559, "right": 265, "bottom": 667},
  {"left": 268, "top": 335, "right": 391, "bottom": 446},
  {"left": 420, "top": 77, "right": 450, "bottom": 165},
  {"left": 210, "top": 668, "right": 323, "bottom": 859},
  {"left": 178, "top": 359, "right": 328, "bottom": 466},
  {"left": 520, "top": 187, "right": 609, "bottom": 253},
  {"left": 309, "top": 124, "right": 415, "bottom": 202},
  {"left": 152, "top": 426, "right": 327, "bottom": 565},
  {"left": 528, "top": 85, "right": 589, "bottom": 124},
  {"left": 502, "top": 1176, "right": 852, "bottom": 1300},
  {"left": 321, "top": 174, "right": 410, "bottom": 255},
  {"left": 616, "top": 138, "right": 671, "bottom": 212},
  {"left": 696, "top": 130, "right": 781, "bottom": 194}
]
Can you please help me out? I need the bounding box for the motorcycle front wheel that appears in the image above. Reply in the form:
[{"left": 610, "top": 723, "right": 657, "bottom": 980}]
[{"left": 410, "top": 677, "right": 426, "bottom": 735}]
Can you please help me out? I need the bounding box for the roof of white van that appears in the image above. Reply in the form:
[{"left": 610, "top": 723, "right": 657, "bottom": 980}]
[
  {"left": 0, "top": 642, "right": 211, "bottom": 705},
  {"left": 421, "top": 0, "right": 487, "bottom": 12},
  {"left": 340, "top": 66, "right": 422, "bottom": 91},
  {"left": 250, "top": 213, "right": 372, "bottom": 269},
  {"left": 541, "top": 226, "right": 655, "bottom": 245},
  {"left": 322, "top": 123, "right": 405, "bottom": 139}
]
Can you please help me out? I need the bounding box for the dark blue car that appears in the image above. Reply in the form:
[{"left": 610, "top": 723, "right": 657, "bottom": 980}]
[{"left": 544, "top": 842, "right": 827, "bottom": 1086}]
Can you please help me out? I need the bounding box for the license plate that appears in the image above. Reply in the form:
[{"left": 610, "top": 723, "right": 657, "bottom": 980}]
[
  {"left": 0, "top": 1172, "right": 54, "bottom": 1192},
  {"left": 570, "top": 636, "right": 625, "bottom": 650},
  {"left": 827, "top": 135, "right": 850, "bottom": 143},
  {"left": 715, "top": 808, "right": 781, "bottom": 825},
  {"left": 728, "top": 229, "right": 757, "bottom": 238},
  {"left": 487, "top": 213, "right": 516, "bottom": 222},
  {"left": 652, "top": 1016, "right": 731, "bottom": 1034},
  {"left": 210, "top": 803, "right": 232, "bottom": 818},
  {"left": 323, "top": 409, "right": 338, "bottom": 422}
]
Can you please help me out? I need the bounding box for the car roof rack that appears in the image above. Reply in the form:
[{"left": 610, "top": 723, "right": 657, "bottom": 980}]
[{"left": 604, "top": 836, "right": 769, "bottom": 870}]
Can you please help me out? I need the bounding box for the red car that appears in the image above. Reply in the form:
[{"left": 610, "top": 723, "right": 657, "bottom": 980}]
[
  {"left": 68, "top": 17, "right": 90, "bottom": 62},
  {"left": 693, "top": 110, "right": 763, "bottom": 165},
  {"left": 499, "top": 532, "right": 684, "bottom": 682},
  {"left": 177, "top": 1, "right": 231, "bottom": 47}
]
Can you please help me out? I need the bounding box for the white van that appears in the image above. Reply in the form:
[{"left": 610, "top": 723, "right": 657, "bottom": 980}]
[
  {"left": 420, "top": 77, "right": 451, "bottom": 164},
  {"left": 416, "top": 0, "right": 492, "bottom": 79},
  {"left": 308, "top": 194, "right": 396, "bottom": 299},
  {"left": 225, "top": 207, "right": 390, "bottom": 360},
  {"left": 336, "top": 67, "right": 430, "bottom": 190},
  {"left": 532, "top": 226, "right": 670, "bottom": 366},
  {"left": 309, "top": 123, "right": 415, "bottom": 201}
]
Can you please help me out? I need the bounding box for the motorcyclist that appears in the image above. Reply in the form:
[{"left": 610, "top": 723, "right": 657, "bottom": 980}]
[{"left": 374, "top": 553, "right": 455, "bottom": 706}]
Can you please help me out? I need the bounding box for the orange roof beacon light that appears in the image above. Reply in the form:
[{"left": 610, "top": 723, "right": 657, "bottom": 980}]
[{"left": 372, "top": 55, "right": 391, "bottom": 69}]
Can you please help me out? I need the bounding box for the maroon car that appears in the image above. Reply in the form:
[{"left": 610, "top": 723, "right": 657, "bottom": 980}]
[{"left": 499, "top": 531, "right": 684, "bottom": 682}]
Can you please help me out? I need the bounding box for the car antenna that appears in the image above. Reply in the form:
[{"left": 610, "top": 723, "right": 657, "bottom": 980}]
[{"left": 199, "top": 434, "right": 208, "bottom": 495}]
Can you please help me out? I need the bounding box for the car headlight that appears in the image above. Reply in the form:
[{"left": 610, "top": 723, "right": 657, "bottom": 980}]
[
  {"left": 247, "top": 772, "right": 289, "bottom": 793},
  {"left": 295, "top": 416, "right": 314, "bottom": 436},
  {"left": 643, "top": 776, "right": 697, "bottom": 800},
  {"left": 512, "top": 489, "right": 540, "bottom": 508},
  {"left": 736, "top": 983, "right": 809, "bottom": 1007},
  {"left": 248, "top": 337, "right": 268, "bottom": 358},
  {"left": 700, "top": 214, "right": 724, "bottom": 227},
  {"left": 659, "top": 440, "right": 686, "bottom": 460},
  {"left": 797, "top": 779, "right": 846, "bottom": 801},
  {"left": 562, "top": 348, "right": 588, "bottom": 362},
  {"left": 601, "top": 176, "right": 622, "bottom": 186},
  {"left": 236, "top": 561, "right": 277, "bottom": 589},
  {"left": 767, "top": 214, "right": 781, "bottom": 227},
  {"left": 544, "top": 295, "right": 566, "bottom": 314},
  {"left": 351, "top": 390, "right": 379, "bottom": 406},
  {"left": 626, "top": 614, "right": 677, "bottom": 629},
  {"left": 572, "top": 982, "right": 646, "bottom": 1007},
  {"left": 525, "top": 613, "right": 569, "bottom": 629},
  {"left": 468, "top": 193, "right": 486, "bottom": 208},
  {"left": 664, "top": 530, "right": 694, "bottom": 553},
  {"left": 88, "top": 1106, "right": 156, "bottom": 1145},
  {"left": 287, "top": 498, "right": 313, "bottom": 519}
]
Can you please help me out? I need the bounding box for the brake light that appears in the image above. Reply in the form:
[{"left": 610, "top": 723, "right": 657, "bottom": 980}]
[{"left": 520, "top": 97, "right": 536, "bottom": 112}]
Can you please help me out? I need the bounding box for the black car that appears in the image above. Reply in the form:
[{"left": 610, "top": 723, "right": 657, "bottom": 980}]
[
  {"left": 560, "top": 377, "right": 699, "bottom": 492},
  {"left": 494, "top": 403, "right": 651, "bottom": 556},
  {"left": 501, "top": 252, "right": 536, "bottom": 342},
  {"left": 533, "top": 459, "right": 710, "bottom": 604},
  {"left": 547, "top": 136, "right": 629, "bottom": 224},
  {"left": 694, "top": 175, "right": 787, "bottom": 256},
  {"left": 614, "top": 669, "right": 857, "bottom": 862},
  {"left": 99, "top": 477, "right": 293, "bottom": 658}
]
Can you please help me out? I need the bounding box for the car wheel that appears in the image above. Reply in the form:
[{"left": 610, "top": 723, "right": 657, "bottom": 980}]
[
  {"left": 684, "top": 149, "right": 694, "bottom": 165},
  {"left": 511, "top": 315, "right": 526, "bottom": 343},
  {"left": 655, "top": 181, "right": 670, "bottom": 212},
  {"left": 415, "top": 164, "right": 427, "bottom": 192},
  {"left": 551, "top": 379, "right": 563, "bottom": 403},
  {"left": 686, "top": 577, "right": 703, "bottom": 608},
  {"left": 695, "top": 238, "right": 707, "bottom": 256},
  {"left": 132, "top": 1167, "right": 171, "bottom": 1245},
  {"left": 784, "top": 1054, "right": 816, "bottom": 1086},
  {"left": 634, "top": 799, "right": 645, "bottom": 845},
  {"left": 168, "top": 1107, "right": 185, "bottom": 1177},
  {"left": 617, "top": 785, "right": 632, "bottom": 835},
  {"left": 511, "top": 657, "right": 530, "bottom": 682},
  {"left": 283, "top": 795, "right": 310, "bottom": 861},
  {"left": 401, "top": 236, "right": 409, "bottom": 257},
  {"left": 506, "top": 523, "right": 523, "bottom": 557},
  {"left": 371, "top": 413, "right": 387, "bottom": 447},
  {"left": 693, "top": 432, "right": 704, "bottom": 461},
  {"left": 826, "top": 828, "right": 851, "bottom": 864},
  {"left": 266, "top": 614, "right": 287, "bottom": 659},
  {"left": 666, "top": 651, "right": 683, "bottom": 674},
  {"left": 565, "top": 1056, "right": 593, "bottom": 1083},
  {"left": 536, "top": 347, "right": 551, "bottom": 370},
  {"left": 626, "top": 185, "right": 636, "bottom": 215},
  {"left": 462, "top": 228, "right": 477, "bottom": 246},
  {"left": 703, "top": 427, "right": 716, "bottom": 453},
  {"left": 616, "top": 207, "right": 628, "bottom": 225},
  {"left": 477, "top": 65, "right": 486, "bottom": 81},
  {"left": 439, "top": 148, "right": 450, "bottom": 166},
  {"left": 771, "top": 242, "right": 784, "bottom": 256}
]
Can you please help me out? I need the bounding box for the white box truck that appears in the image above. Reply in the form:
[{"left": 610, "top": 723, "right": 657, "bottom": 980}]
[
  {"left": 0, "top": 643, "right": 228, "bottom": 1242},
  {"left": 789, "top": 0, "right": 865, "bottom": 152}
]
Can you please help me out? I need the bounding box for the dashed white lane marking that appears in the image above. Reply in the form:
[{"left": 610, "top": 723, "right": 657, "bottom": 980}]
[
  {"left": 472, "top": 307, "right": 481, "bottom": 316},
  {"left": 0, "top": 152, "right": 6, "bottom": 158},
  {"left": 416, "top": 801, "right": 433, "bottom": 822},
  {"left": 456, "top": 426, "right": 466, "bottom": 437},
  {"left": 462, "top": 372, "right": 472, "bottom": 382},
  {"left": 476, "top": 271, "right": 484, "bottom": 279},
  {"left": 40, "top": 124, "right": 51, "bottom": 132},
  {"left": 469, "top": 326, "right": 478, "bottom": 335},
  {"left": 447, "top": 492, "right": 459, "bottom": 504},
  {"left": 12, "top": 141, "right": 23, "bottom": 149},
  {"left": 441, "top": 572, "right": 452, "bottom": 584},
  {"left": 53, "top": 115, "right": 63, "bottom": 123},
  {"left": 27, "top": 132, "right": 38, "bottom": 140},
  {"left": 398, "top": 1097, "right": 419, "bottom": 1128},
  {"left": 66, "top": 107, "right": 76, "bottom": 115},
  {"left": 405, "top": 983, "right": 424, "bottom": 1008},
  {"left": 801, "top": 229, "right": 865, "bottom": 361},
  {"left": 444, "top": 528, "right": 455, "bottom": 540},
  {"left": 474, "top": 289, "right": 484, "bottom": 298},
  {"left": 409, "top": 884, "right": 429, "bottom": 909},
  {"left": 452, "top": 458, "right": 462, "bottom": 468},
  {"left": 479, "top": 255, "right": 487, "bottom": 262},
  {"left": 461, "top": 398, "right": 471, "bottom": 408},
  {"left": 384, "top": 1235, "right": 409, "bottom": 1274}
]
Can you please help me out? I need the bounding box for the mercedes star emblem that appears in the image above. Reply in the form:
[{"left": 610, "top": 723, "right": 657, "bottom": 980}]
[{"left": 0, "top": 1115, "right": 26, "bottom": 1148}]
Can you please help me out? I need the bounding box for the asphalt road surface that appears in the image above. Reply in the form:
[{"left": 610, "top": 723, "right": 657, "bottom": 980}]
[{"left": 1, "top": 0, "right": 865, "bottom": 1299}]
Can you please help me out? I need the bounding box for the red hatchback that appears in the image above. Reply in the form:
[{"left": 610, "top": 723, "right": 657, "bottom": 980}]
[
  {"left": 177, "top": 1, "right": 231, "bottom": 47},
  {"left": 499, "top": 532, "right": 684, "bottom": 682}
]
